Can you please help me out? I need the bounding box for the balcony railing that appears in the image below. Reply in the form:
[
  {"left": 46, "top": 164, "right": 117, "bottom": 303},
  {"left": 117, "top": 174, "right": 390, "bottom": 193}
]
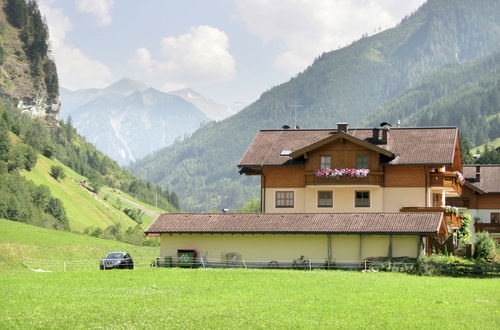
[
  {"left": 474, "top": 223, "right": 500, "bottom": 234},
  {"left": 429, "top": 172, "right": 463, "bottom": 194},
  {"left": 305, "top": 171, "right": 383, "bottom": 186},
  {"left": 400, "top": 207, "right": 462, "bottom": 230}
]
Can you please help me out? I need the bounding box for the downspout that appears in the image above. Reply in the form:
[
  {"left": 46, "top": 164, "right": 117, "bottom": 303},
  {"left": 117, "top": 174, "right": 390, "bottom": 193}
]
[
  {"left": 424, "top": 166, "right": 429, "bottom": 207},
  {"left": 261, "top": 172, "right": 266, "bottom": 213},
  {"left": 327, "top": 234, "right": 332, "bottom": 266}
]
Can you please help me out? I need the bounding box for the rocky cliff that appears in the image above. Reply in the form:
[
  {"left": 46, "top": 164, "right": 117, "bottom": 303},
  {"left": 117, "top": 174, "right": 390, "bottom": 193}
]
[{"left": 0, "top": 0, "right": 60, "bottom": 126}]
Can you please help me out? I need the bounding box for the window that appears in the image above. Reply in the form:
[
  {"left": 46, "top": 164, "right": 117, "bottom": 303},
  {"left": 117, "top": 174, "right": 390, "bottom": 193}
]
[
  {"left": 318, "top": 191, "right": 333, "bottom": 208},
  {"left": 276, "top": 191, "right": 294, "bottom": 208},
  {"left": 491, "top": 212, "right": 500, "bottom": 224},
  {"left": 432, "top": 193, "right": 442, "bottom": 207},
  {"left": 355, "top": 191, "right": 370, "bottom": 207},
  {"left": 356, "top": 155, "right": 369, "bottom": 169},
  {"left": 320, "top": 156, "right": 331, "bottom": 169}
]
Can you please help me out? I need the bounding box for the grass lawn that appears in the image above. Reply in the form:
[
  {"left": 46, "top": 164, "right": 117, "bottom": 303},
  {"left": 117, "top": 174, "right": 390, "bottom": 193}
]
[{"left": 0, "top": 269, "right": 498, "bottom": 329}]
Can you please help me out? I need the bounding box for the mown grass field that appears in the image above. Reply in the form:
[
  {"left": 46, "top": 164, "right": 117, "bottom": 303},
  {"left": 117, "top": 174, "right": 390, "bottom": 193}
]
[
  {"left": 0, "top": 269, "right": 498, "bottom": 329},
  {"left": 20, "top": 154, "right": 165, "bottom": 232},
  {"left": 1, "top": 219, "right": 499, "bottom": 329}
]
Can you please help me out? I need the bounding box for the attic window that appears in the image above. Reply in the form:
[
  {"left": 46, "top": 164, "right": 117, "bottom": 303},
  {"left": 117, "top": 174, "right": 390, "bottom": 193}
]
[{"left": 280, "top": 150, "right": 292, "bottom": 156}]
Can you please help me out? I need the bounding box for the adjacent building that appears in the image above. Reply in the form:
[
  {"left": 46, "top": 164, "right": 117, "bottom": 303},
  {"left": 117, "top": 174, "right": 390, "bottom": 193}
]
[{"left": 448, "top": 165, "right": 500, "bottom": 241}]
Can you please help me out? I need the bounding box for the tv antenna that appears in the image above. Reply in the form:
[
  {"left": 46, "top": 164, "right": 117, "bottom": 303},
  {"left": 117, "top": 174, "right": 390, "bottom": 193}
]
[{"left": 288, "top": 104, "right": 302, "bottom": 128}]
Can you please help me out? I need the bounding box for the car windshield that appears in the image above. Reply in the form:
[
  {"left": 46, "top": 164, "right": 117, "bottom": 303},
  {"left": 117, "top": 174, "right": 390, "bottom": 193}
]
[{"left": 105, "top": 253, "right": 124, "bottom": 259}]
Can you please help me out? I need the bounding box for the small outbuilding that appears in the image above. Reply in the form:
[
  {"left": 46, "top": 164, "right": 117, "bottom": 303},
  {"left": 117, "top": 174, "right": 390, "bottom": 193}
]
[{"left": 145, "top": 212, "right": 446, "bottom": 267}]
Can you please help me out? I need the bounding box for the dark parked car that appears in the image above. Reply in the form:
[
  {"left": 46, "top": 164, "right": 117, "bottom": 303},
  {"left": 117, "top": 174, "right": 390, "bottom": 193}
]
[{"left": 100, "top": 252, "right": 134, "bottom": 270}]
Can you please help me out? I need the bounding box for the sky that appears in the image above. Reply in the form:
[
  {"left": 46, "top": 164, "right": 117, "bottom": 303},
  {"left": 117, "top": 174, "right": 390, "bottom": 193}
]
[{"left": 39, "top": 0, "right": 426, "bottom": 105}]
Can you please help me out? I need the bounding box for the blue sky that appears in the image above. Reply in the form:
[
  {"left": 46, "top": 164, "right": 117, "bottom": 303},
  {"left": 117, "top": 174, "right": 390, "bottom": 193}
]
[{"left": 39, "top": 0, "right": 426, "bottom": 104}]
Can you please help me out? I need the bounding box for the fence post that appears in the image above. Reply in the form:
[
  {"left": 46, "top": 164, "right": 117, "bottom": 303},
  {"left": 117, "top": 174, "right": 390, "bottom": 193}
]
[
  {"left": 200, "top": 257, "right": 205, "bottom": 269},
  {"left": 364, "top": 260, "right": 367, "bottom": 270},
  {"left": 243, "top": 260, "right": 247, "bottom": 269},
  {"left": 309, "top": 260, "right": 312, "bottom": 271}
]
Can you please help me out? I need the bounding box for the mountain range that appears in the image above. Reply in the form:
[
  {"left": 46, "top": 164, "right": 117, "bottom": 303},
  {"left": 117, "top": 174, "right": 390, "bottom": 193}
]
[
  {"left": 128, "top": 0, "right": 500, "bottom": 212},
  {"left": 60, "top": 79, "right": 248, "bottom": 165}
]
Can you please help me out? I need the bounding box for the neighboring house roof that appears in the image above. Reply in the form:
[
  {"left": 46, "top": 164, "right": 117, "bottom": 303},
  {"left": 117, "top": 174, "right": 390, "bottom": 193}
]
[
  {"left": 238, "top": 127, "right": 458, "bottom": 167},
  {"left": 145, "top": 212, "right": 443, "bottom": 235},
  {"left": 463, "top": 165, "right": 500, "bottom": 193}
]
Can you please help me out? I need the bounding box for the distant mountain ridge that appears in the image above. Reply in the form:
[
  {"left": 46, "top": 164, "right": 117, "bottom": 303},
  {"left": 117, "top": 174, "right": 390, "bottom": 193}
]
[
  {"left": 170, "top": 88, "right": 248, "bottom": 121},
  {"left": 129, "top": 0, "right": 500, "bottom": 212},
  {"left": 60, "top": 79, "right": 209, "bottom": 165}
]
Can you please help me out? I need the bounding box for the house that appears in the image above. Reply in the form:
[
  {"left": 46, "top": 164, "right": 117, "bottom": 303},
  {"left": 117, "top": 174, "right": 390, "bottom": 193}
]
[
  {"left": 145, "top": 123, "right": 464, "bottom": 267},
  {"left": 448, "top": 165, "right": 500, "bottom": 241}
]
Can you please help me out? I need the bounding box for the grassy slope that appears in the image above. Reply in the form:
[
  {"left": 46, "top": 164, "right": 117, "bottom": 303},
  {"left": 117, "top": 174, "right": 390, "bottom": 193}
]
[
  {"left": 472, "top": 137, "right": 500, "bottom": 155},
  {"left": 0, "top": 219, "right": 157, "bottom": 272},
  {"left": 0, "top": 269, "right": 498, "bottom": 328},
  {"left": 20, "top": 153, "right": 164, "bottom": 232}
]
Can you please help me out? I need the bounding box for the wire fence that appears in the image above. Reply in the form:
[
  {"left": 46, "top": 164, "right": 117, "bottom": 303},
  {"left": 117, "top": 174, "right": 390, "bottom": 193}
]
[
  {"left": 21, "top": 256, "right": 415, "bottom": 273},
  {"left": 21, "top": 257, "right": 500, "bottom": 277}
]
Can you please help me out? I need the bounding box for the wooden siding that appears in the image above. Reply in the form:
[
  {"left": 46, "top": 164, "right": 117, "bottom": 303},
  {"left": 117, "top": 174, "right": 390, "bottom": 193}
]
[
  {"left": 476, "top": 195, "right": 500, "bottom": 209},
  {"left": 384, "top": 166, "right": 426, "bottom": 187},
  {"left": 304, "top": 139, "right": 382, "bottom": 172},
  {"left": 263, "top": 166, "right": 305, "bottom": 188}
]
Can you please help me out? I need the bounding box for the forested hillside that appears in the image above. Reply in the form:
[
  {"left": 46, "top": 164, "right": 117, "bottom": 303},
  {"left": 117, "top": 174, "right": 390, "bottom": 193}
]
[
  {"left": 129, "top": 0, "right": 500, "bottom": 211},
  {"left": 0, "top": 101, "right": 178, "bottom": 234},
  {"left": 365, "top": 52, "right": 500, "bottom": 147}
]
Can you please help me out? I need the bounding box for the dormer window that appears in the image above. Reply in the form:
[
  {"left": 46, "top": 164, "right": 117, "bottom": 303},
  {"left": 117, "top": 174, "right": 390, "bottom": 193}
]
[
  {"left": 320, "top": 156, "right": 331, "bottom": 169},
  {"left": 356, "top": 155, "right": 369, "bottom": 169}
]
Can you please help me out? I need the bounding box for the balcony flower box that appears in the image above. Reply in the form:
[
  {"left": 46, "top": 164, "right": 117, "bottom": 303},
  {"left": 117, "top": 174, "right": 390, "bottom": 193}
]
[{"left": 315, "top": 168, "right": 370, "bottom": 179}]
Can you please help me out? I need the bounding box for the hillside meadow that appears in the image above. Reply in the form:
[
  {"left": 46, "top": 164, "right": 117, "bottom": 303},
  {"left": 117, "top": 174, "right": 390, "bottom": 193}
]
[
  {"left": 20, "top": 154, "right": 163, "bottom": 232},
  {"left": 0, "top": 219, "right": 157, "bottom": 272}
]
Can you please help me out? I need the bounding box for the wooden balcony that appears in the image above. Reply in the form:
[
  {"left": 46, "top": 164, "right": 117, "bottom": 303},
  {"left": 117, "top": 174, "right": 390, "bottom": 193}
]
[
  {"left": 474, "top": 223, "right": 500, "bottom": 234},
  {"left": 429, "top": 172, "right": 463, "bottom": 194},
  {"left": 305, "top": 171, "right": 383, "bottom": 186},
  {"left": 400, "top": 207, "right": 462, "bottom": 230}
]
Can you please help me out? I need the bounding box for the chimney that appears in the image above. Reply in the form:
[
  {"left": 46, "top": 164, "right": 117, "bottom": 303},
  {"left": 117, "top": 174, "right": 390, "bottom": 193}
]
[
  {"left": 337, "top": 122, "right": 348, "bottom": 133},
  {"left": 381, "top": 127, "right": 389, "bottom": 144},
  {"left": 372, "top": 128, "right": 380, "bottom": 142},
  {"left": 475, "top": 166, "right": 480, "bottom": 182}
]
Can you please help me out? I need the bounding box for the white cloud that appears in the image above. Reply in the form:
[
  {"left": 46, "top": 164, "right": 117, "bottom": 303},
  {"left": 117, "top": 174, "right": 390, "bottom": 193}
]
[
  {"left": 130, "top": 25, "right": 236, "bottom": 89},
  {"left": 39, "top": 1, "right": 113, "bottom": 90},
  {"left": 233, "top": 0, "right": 426, "bottom": 75},
  {"left": 75, "top": 0, "right": 115, "bottom": 27}
]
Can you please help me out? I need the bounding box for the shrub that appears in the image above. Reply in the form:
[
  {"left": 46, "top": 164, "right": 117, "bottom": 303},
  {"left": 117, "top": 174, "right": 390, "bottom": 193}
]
[
  {"left": 50, "top": 165, "right": 65, "bottom": 181},
  {"left": 474, "top": 232, "right": 497, "bottom": 262}
]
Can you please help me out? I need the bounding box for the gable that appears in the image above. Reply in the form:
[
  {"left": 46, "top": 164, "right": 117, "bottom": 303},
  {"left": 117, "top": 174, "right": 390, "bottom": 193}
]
[{"left": 304, "top": 139, "right": 383, "bottom": 172}]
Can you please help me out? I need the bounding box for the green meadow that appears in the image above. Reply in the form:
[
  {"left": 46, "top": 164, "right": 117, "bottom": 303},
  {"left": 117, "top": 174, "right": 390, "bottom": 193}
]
[
  {"left": 0, "top": 269, "right": 498, "bottom": 329},
  {"left": 1, "top": 219, "right": 499, "bottom": 329}
]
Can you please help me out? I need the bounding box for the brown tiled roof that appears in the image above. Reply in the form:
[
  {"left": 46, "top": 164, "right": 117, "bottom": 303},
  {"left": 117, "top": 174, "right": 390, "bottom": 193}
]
[
  {"left": 238, "top": 127, "right": 458, "bottom": 167},
  {"left": 145, "top": 212, "right": 442, "bottom": 235},
  {"left": 463, "top": 165, "right": 500, "bottom": 193}
]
